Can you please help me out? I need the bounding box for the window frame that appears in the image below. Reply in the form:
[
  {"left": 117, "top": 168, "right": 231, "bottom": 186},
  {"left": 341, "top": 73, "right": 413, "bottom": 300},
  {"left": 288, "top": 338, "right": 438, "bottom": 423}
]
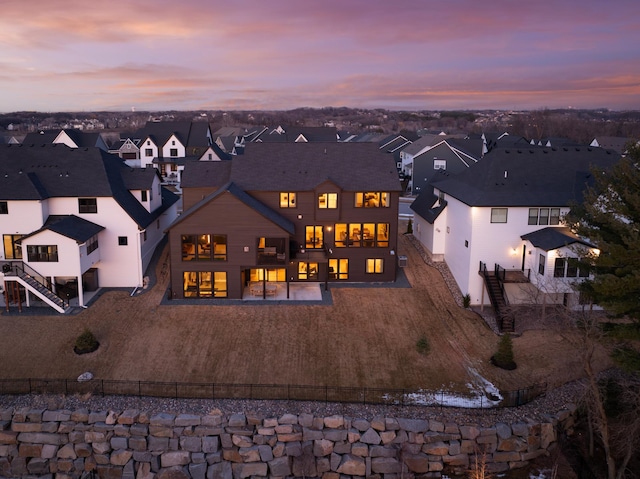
[
  {"left": 78, "top": 198, "right": 97, "bottom": 214},
  {"left": 318, "top": 192, "right": 338, "bottom": 209},
  {"left": 279, "top": 192, "right": 297, "bottom": 208},
  {"left": 118, "top": 236, "right": 128, "bottom": 246},
  {"left": 27, "top": 245, "right": 58, "bottom": 262},
  {"left": 366, "top": 258, "right": 384, "bottom": 274},
  {"left": 490, "top": 208, "right": 508, "bottom": 223},
  {"left": 433, "top": 159, "right": 447, "bottom": 170},
  {"left": 86, "top": 235, "right": 99, "bottom": 255},
  {"left": 3, "top": 234, "right": 23, "bottom": 260}
]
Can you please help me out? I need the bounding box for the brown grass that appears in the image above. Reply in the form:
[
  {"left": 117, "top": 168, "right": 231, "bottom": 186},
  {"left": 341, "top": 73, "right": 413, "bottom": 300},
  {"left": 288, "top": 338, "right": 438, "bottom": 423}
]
[{"left": 0, "top": 233, "right": 612, "bottom": 394}]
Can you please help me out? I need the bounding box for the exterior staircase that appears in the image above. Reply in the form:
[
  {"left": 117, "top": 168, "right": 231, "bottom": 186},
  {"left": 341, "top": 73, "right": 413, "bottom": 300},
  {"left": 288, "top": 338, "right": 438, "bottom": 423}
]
[
  {"left": 479, "top": 262, "right": 515, "bottom": 332},
  {"left": 3, "top": 264, "right": 71, "bottom": 314}
]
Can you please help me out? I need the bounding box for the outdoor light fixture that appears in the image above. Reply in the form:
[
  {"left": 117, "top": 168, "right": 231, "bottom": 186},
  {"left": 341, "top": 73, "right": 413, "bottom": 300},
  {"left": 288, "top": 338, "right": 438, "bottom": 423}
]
[{"left": 297, "top": 214, "right": 303, "bottom": 219}]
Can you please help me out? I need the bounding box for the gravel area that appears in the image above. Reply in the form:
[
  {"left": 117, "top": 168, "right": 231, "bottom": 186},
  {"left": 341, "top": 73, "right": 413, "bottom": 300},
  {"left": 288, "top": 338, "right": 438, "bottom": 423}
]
[{"left": 0, "top": 377, "right": 586, "bottom": 429}]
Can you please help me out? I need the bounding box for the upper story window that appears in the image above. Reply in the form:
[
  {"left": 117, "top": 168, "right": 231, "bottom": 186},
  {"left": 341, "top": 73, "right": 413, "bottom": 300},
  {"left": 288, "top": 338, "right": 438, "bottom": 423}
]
[
  {"left": 354, "top": 192, "right": 390, "bottom": 208},
  {"left": 0, "top": 201, "right": 7, "bottom": 214},
  {"left": 434, "top": 159, "right": 447, "bottom": 170},
  {"left": 334, "top": 223, "right": 389, "bottom": 248},
  {"left": 182, "top": 234, "right": 227, "bottom": 261},
  {"left": 528, "top": 208, "right": 560, "bottom": 226},
  {"left": 86, "top": 235, "right": 99, "bottom": 254},
  {"left": 318, "top": 193, "right": 338, "bottom": 209},
  {"left": 490, "top": 208, "right": 508, "bottom": 223},
  {"left": 280, "top": 192, "right": 296, "bottom": 208},
  {"left": 141, "top": 190, "right": 148, "bottom": 202},
  {"left": 78, "top": 198, "right": 97, "bottom": 214},
  {"left": 118, "top": 236, "right": 128, "bottom": 246},
  {"left": 3, "top": 234, "right": 22, "bottom": 260},
  {"left": 27, "top": 245, "right": 58, "bottom": 262},
  {"left": 145, "top": 148, "right": 153, "bottom": 157},
  {"left": 170, "top": 148, "right": 178, "bottom": 157}
]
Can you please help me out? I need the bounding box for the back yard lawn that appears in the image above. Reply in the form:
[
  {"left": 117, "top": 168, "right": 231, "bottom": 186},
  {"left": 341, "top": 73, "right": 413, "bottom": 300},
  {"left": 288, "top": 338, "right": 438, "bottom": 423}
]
[{"left": 0, "top": 233, "right": 612, "bottom": 398}]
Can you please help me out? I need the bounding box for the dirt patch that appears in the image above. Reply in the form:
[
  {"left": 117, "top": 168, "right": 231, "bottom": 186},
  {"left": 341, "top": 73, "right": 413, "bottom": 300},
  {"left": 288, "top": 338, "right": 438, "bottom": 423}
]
[{"left": 0, "top": 231, "right": 612, "bottom": 396}]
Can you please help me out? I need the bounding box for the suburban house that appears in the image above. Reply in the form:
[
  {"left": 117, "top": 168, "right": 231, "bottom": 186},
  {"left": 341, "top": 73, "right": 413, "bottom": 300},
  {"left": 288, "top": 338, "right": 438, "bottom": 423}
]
[
  {"left": 165, "top": 142, "right": 402, "bottom": 300},
  {"left": 22, "top": 129, "right": 110, "bottom": 151},
  {"left": 133, "top": 121, "right": 212, "bottom": 191},
  {"left": 0, "top": 145, "right": 180, "bottom": 313},
  {"left": 108, "top": 137, "right": 141, "bottom": 165},
  {"left": 410, "top": 137, "right": 485, "bottom": 195},
  {"left": 410, "top": 145, "right": 621, "bottom": 330}
]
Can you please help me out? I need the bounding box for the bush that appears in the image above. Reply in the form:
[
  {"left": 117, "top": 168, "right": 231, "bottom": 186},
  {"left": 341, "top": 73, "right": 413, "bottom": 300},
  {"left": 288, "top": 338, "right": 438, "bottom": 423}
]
[
  {"left": 416, "top": 335, "right": 430, "bottom": 355},
  {"left": 74, "top": 328, "right": 100, "bottom": 355},
  {"left": 491, "top": 333, "right": 516, "bottom": 370},
  {"left": 463, "top": 294, "right": 471, "bottom": 308}
]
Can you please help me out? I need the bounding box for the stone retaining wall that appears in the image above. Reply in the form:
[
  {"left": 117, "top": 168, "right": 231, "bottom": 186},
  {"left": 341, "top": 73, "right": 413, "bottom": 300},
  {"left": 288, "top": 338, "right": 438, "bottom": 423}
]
[{"left": 0, "top": 406, "right": 577, "bottom": 478}]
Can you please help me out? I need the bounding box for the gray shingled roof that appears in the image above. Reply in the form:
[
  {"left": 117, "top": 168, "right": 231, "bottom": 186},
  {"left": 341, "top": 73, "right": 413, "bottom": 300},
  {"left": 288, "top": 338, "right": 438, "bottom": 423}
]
[
  {"left": 430, "top": 146, "right": 620, "bottom": 207},
  {"left": 409, "top": 193, "right": 447, "bottom": 224},
  {"left": 18, "top": 215, "right": 105, "bottom": 243},
  {"left": 0, "top": 144, "right": 179, "bottom": 229},
  {"left": 231, "top": 142, "right": 402, "bottom": 192},
  {"left": 180, "top": 161, "right": 232, "bottom": 189},
  {"left": 521, "top": 226, "right": 594, "bottom": 251}
]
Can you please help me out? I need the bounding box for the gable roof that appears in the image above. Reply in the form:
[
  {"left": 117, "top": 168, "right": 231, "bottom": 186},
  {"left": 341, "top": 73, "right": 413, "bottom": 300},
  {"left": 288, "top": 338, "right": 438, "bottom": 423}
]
[
  {"left": 430, "top": 146, "right": 620, "bottom": 207},
  {"left": 521, "top": 226, "right": 595, "bottom": 251},
  {"left": 19, "top": 215, "right": 105, "bottom": 243},
  {"left": 410, "top": 193, "right": 447, "bottom": 224},
  {"left": 169, "top": 181, "right": 295, "bottom": 235},
  {"left": 230, "top": 142, "right": 402, "bottom": 192},
  {"left": 0, "top": 144, "right": 179, "bottom": 229}
]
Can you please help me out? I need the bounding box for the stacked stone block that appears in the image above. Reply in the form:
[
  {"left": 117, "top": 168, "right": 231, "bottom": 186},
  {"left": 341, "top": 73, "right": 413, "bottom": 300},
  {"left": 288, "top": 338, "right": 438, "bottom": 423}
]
[{"left": 0, "top": 405, "right": 575, "bottom": 478}]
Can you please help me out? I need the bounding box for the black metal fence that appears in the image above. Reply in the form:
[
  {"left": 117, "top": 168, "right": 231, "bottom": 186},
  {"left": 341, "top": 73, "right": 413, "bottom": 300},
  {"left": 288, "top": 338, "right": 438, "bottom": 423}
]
[{"left": 0, "top": 378, "right": 547, "bottom": 409}]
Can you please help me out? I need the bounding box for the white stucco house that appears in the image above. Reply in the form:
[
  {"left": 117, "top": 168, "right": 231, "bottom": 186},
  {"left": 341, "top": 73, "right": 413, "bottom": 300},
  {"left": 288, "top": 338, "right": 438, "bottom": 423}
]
[
  {"left": 410, "top": 145, "right": 620, "bottom": 330},
  {"left": 0, "top": 144, "right": 179, "bottom": 313}
]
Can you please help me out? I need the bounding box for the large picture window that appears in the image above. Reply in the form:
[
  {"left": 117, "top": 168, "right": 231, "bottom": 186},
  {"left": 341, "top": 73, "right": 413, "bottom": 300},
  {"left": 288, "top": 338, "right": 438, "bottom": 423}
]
[
  {"left": 183, "top": 271, "right": 227, "bottom": 298},
  {"left": 27, "top": 245, "right": 58, "bottom": 262},
  {"left": 334, "top": 223, "right": 389, "bottom": 248},
  {"left": 354, "top": 192, "right": 390, "bottom": 208},
  {"left": 182, "top": 234, "right": 227, "bottom": 261}
]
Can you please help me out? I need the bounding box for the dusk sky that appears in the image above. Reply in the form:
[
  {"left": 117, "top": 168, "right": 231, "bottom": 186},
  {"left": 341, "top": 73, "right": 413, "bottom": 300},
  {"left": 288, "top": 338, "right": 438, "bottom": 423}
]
[{"left": 2, "top": 0, "right": 640, "bottom": 112}]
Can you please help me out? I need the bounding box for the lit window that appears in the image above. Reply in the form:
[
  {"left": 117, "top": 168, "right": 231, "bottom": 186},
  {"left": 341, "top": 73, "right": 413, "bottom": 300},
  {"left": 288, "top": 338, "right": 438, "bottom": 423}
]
[
  {"left": 318, "top": 193, "right": 338, "bottom": 209},
  {"left": 355, "top": 192, "right": 390, "bottom": 208},
  {"left": 366, "top": 258, "right": 384, "bottom": 274},
  {"left": 280, "top": 192, "right": 296, "bottom": 208},
  {"left": 329, "top": 259, "right": 349, "bottom": 280},
  {"left": 305, "top": 226, "right": 324, "bottom": 249}
]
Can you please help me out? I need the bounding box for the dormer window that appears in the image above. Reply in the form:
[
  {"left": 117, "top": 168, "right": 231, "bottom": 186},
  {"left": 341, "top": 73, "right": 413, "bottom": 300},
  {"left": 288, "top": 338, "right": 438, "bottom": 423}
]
[
  {"left": 434, "top": 159, "right": 447, "bottom": 170},
  {"left": 318, "top": 193, "right": 337, "bottom": 209}
]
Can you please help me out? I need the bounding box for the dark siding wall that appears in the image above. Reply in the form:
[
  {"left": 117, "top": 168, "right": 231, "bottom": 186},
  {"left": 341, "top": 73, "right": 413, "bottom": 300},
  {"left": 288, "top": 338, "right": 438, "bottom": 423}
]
[
  {"left": 168, "top": 191, "right": 291, "bottom": 299},
  {"left": 182, "top": 187, "right": 217, "bottom": 212}
]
